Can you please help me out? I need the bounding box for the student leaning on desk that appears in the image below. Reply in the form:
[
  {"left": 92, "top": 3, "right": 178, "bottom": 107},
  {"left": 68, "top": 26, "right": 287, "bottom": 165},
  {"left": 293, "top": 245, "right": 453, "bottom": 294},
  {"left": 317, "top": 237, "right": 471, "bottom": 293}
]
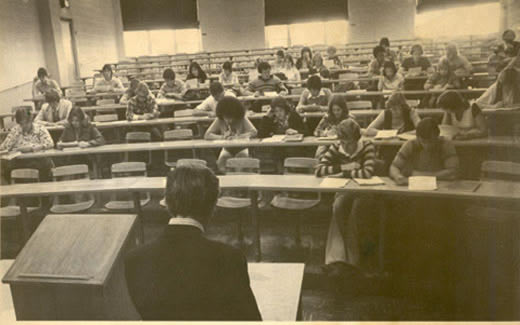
[
  {"left": 93, "top": 64, "right": 124, "bottom": 93},
  {"left": 296, "top": 75, "right": 332, "bottom": 113},
  {"left": 157, "top": 68, "right": 187, "bottom": 100},
  {"left": 195, "top": 81, "right": 235, "bottom": 116},
  {"left": 126, "top": 82, "right": 163, "bottom": 140},
  {"left": 34, "top": 89, "right": 72, "bottom": 126},
  {"left": 56, "top": 107, "right": 105, "bottom": 149},
  {"left": 0, "top": 106, "right": 55, "bottom": 183}
]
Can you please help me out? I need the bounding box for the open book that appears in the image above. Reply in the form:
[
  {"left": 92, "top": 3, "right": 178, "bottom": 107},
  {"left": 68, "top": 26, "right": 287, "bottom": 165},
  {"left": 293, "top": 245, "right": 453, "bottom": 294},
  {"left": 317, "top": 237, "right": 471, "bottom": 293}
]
[
  {"left": 353, "top": 176, "right": 386, "bottom": 186},
  {"left": 264, "top": 91, "right": 278, "bottom": 97},
  {"left": 408, "top": 176, "right": 437, "bottom": 191},
  {"left": 374, "top": 129, "right": 398, "bottom": 139},
  {"left": 283, "top": 134, "right": 304, "bottom": 142},
  {"left": 262, "top": 135, "right": 285, "bottom": 143},
  {"left": 320, "top": 178, "right": 349, "bottom": 188}
]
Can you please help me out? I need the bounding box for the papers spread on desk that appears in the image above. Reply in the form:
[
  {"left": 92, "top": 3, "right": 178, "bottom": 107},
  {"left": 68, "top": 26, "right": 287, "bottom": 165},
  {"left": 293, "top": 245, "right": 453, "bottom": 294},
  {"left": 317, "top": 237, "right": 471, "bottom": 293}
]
[
  {"left": 318, "top": 135, "right": 338, "bottom": 141},
  {"left": 408, "top": 176, "right": 437, "bottom": 191},
  {"left": 264, "top": 91, "right": 278, "bottom": 97},
  {"left": 283, "top": 134, "right": 304, "bottom": 142},
  {"left": 320, "top": 178, "right": 349, "bottom": 188},
  {"left": 0, "top": 151, "right": 21, "bottom": 160},
  {"left": 353, "top": 176, "right": 385, "bottom": 186},
  {"left": 439, "top": 124, "right": 459, "bottom": 140},
  {"left": 375, "top": 129, "right": 398, "bottom": 139},
  {"left": 398, "top": 133, "right": 416, "bottom": 141},
  {"left": 262, "top": 135, "right": 285, "bottom": 142},
  {"left": 347, "top": 89, "right": 367, "bottom": 95},
  {"left": 323, "top": 59, "right": 335, "bottom": 68},
  {"left": 407, "top": 67, "right": 422, "bottom": 76}
]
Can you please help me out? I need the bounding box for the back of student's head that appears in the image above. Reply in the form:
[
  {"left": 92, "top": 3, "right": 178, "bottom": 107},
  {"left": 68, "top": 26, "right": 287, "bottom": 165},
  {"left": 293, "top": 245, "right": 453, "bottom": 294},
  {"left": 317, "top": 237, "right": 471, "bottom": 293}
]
[
  {"left": 416, "top": 117, "right": 440, "bottom": 140},
  {"left": 163, "top": 68, "right": 176, "bottom": 80},
  {"left": 216, "top": 96, "right": 245, "bottom": 120},
  {"left": 337, "top": 118, "right": 361, "bottom": 141},
  {"left": 306, "top": 75, "right": 322, "bottom": 90},
  {"left": 379, "top": 37, "right": 390, "bottom": 48},
  {"left": 327, "top": 95, "right": 349, "bottom": 122},
  {"left": 165, "top": 164, "right": 219, "bottom": 225},
  {"left": 45, "top": 88, "right": 61, "bottom": 103},
  {"left": 270, "top": 96, "right": 291, "bottom": 114},
  {"left": 37, "top": 67, "right": 49, "bottom": 79},
  {"left": 257, "top": 61, "right": 271, "bottom": 73},
  {"left": 373, "top": 45, "right": 385, "bottom": 58},
  {"left": 437, "top": 90, "right": 468, "bottom": 111},
  {"left": 15, "top": 106, "right": 33, "bottom": 124},
  {"left": 209, "top": 81, "right": 224, "bottom": 97},
  {"left": 411, "top": 44, "right": 423, "bottom": 55},
  {"left": 222, "top": 61, "right": 232, "bottom": 72}
]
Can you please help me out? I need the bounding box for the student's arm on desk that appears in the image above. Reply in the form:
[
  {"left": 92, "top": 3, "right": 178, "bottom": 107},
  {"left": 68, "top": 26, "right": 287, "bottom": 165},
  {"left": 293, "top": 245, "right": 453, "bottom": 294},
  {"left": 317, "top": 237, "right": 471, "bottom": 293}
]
[
  {"left": 204, "top": 120, "right": 225, "bottom": 140},
  {"left": 453, "top": 107, "right": 488, "bottom": 140},
  {"left": 364, "top": 111, "right": 385, "bottom": 137}
]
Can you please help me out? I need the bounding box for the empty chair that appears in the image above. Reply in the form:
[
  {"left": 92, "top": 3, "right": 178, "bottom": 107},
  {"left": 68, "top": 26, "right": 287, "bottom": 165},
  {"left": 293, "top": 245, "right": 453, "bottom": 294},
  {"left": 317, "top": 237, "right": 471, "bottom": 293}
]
[
  {"left": 346, "top": 100, "right": 372, "bottom": 110},
  {"left": 163, "top": 129, "right": 196, "bottom": 168},
  {"left": 50, "top": 165, "right": 95, "bottom": 214},
  {"left": 105, "top": 162, "right": 150, "bottom": 210},
  {"left": 125, "top": 131, "right": 152, "bottom": 165},
  {"left": 97, "top": 98, "right": 116, "bottom": 105},
  {"left": 93, "top": 114, "right": 118, "bottom": 123},
  {"left": 0, "top": 169, "right": 41, "bottom": 219},
  {"left": 270, "top": 158, "right": 320, "bottom": 246}
]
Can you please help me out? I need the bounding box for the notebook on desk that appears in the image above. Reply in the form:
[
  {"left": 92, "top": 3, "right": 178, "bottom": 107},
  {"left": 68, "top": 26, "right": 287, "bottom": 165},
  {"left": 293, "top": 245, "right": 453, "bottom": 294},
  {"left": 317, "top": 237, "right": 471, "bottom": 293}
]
[
  {"left": 283, "top": 134, "right": 304, "bottom": 142},
  {"left": 375, "top": 129, "right": 398, "bottom": 139},
  {"left": 353, "top": 176, "right": 385, "bottom": 186}
]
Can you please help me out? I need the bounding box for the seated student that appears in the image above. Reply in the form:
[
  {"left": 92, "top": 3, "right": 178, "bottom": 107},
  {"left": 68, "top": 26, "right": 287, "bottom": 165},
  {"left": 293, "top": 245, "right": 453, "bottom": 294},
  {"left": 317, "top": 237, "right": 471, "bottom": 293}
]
[
  {"left": 312, "top": 53, "right": 326, "bottom": 74},
  {"left": 195, "top": 82, "right": 235, "bottom": 115},
  {"left": 120, "top": 78, "right": 141, "bottom": 104},
  {"left": 158, "top": 68, "right": 187, "bottom": 99},
  {"left": 379, "top": 37, "right": 397, "bottom": 62},
  {"left": 368, "top": 45, "right": 386, "bottom": 77},
  {"left": 400, "top": 44, "right": 433, "bottom": 76},
  {"left": 32, "top": 67, "right": 61, "bottom": 98},
  {"left": 502, "top": 29, "right": 520, "bottom": 58},
  {"left": 219, "top": 61, "right": 239, "bottom": 86},
  {"left": 185, "top": 61, "right": 209, "bottom": 89},
  {"left": 390, "top": 117, "right": 459, "bottom": 185},
  {"left": 423, "top": 61, "right": 462, "bottom": 107},
  {"left": 378, "top": 61, "right": 404, "bottom": 91},
  {"left": 247, "top": 61, "right": 288, "bottom": 96},
  {"left": 0, "top": 106, "right": 54, "bottom": 183},
  {"left": 125, "top": 164, "right": 261, "bottom": 321},
  {"left": 93, "top": 64, "right": 124, "bottom": 92},
  {"left": 487, "top": 44, "right": 509, "bottom": 74},
  {"left": 57, "top": 107, "right": 105, "bottom": 149},
  {"left": 365, "top": 92, "right": 420, "bottom": 136},
  {"left": 248, "top": 58, "right": 262, "bottom": 84},
  {"left": 126, "top": 82, "right": 160, "bottom": 121},
  {"left": 34, "top": 88, "right": 72, "bottom": 126},
  {"left": 204, "top": 96, "right": 257, "bottom": 173},
  {"left": 296, "top": 46, "right": 313, "bottom": 70},
  {"left": 272, "top": 49, "right": 285, "bottom": 74},
  {"left": 326, "top": 46, "right": 342, "bottom": 68},
  {"left": 477, "top": 54, "right": 520, "bottom": 108},
  {"left": 437, "top": 90, "right": 488, "bottom": 140},
  {"left": 439, "top": 43, "right": 473, "bottom": 78},
  {"left": 281, "top": 54, "right": 301, "bottom": 82},
  {"left": 296, "top": 75, "right": 332, "bottom": 113},
  {"left": 315, "top": 119, "right": 377, "bottom": 277},
  {"left": 314, "top": 95, "right": 354, "bottom": 158},
  {"left": 258, "top": 96, "right": 306, "bottom": 138}
]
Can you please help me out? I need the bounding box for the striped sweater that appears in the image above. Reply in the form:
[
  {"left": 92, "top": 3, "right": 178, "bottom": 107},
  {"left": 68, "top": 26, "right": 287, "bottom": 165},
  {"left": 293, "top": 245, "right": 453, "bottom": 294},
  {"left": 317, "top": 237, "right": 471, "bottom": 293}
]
[{"left": 315, "top": 139, "right": 376, "bottom": 178}]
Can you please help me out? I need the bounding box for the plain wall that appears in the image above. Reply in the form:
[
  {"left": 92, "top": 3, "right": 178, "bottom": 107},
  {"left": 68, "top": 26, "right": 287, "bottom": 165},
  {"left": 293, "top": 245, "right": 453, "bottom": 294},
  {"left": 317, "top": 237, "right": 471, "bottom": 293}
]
[
  {"left": 500, "top": 0, "right": 520, "bottom": 33},
  {"left": 198, "top": 0, "right": 266, "bottom": 52},
  {"left": 347, "top": 0, "right": 416, "bottom": 43}
]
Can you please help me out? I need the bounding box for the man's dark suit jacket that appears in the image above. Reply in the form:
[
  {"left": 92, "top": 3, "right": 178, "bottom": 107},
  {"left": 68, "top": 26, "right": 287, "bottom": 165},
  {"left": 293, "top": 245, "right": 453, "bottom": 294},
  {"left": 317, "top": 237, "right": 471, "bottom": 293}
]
[{"left": 124, "top": 225, "right": 262, "bottom": 321}]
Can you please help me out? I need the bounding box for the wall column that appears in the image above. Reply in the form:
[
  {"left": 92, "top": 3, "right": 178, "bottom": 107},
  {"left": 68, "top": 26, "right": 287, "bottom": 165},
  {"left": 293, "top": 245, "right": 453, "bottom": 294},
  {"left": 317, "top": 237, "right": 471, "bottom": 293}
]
[{"left": 500, "top": 0, "right": 520, "bottom": 33}]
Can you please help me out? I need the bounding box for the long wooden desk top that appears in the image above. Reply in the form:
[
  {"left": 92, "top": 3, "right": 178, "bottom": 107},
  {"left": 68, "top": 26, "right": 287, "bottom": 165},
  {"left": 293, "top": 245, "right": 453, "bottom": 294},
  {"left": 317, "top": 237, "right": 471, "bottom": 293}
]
[
  {"left": 10, "top": 135, "right": 517, "bottom": 160},
  {"left": 1, "top": 176, "right": 519, "bottom": 202}
]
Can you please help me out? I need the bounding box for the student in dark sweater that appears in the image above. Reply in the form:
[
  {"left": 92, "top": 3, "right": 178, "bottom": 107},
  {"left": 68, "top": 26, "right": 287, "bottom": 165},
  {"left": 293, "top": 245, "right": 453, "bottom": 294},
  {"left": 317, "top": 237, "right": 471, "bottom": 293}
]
[
  {"left": 57, "top": 107, "right": 105, "bottom": 149},
  {"left": 258, "top": 96, "right": 306, "bottom": 138},
  {"left": 316, "top": 119, "right": 379, "bottom": 280}
]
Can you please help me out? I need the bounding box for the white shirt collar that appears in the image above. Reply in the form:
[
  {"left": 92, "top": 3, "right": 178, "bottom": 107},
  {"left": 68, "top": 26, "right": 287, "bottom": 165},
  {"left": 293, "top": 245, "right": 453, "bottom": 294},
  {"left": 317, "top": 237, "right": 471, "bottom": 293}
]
[{"left": 168, "top": 216, "right": 205, "bottom": 232}]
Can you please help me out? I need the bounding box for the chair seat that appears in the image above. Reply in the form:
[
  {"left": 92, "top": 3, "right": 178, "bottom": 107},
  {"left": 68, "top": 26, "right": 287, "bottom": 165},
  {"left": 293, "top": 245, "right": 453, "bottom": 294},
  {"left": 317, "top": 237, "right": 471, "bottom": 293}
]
[
  {"left": 271, "top": 194, "right": 320, "bottom": 210},
  {"left": 217, "top": 196, "right": 252, "bottom": 209},
  {"left": 0, "top": 206, "right": 39, "bottom": 218},
  {"left": 105, "top": 198, "right": 150, "bottom": 210},
  {"left": 50, "top": 200, "right": 95, "bottom": 214}
]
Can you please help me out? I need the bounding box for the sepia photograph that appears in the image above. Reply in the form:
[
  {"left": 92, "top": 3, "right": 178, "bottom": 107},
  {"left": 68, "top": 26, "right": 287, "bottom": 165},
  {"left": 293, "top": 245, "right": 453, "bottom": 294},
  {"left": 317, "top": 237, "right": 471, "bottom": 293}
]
[{"left": 0, "top": 0, "right": 519, "bottom": 322}]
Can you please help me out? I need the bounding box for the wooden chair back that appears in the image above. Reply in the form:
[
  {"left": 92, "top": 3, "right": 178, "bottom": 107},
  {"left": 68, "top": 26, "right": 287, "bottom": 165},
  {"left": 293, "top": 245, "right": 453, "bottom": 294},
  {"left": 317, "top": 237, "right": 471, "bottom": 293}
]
[
  {"left": 125, "top": 132, "right": 152, "bottom": 164},
  {"left": 94, "top": 114, "right": 118, "bottom": 123},
  {"left": 225, "top": 158, "right": 260, "bottom": 175},
  {"left": 51, "top": 164, "right": 94, "bottom": 209},
  {"left": 347, "top": 100, "right": 372, "bottom": 110}
]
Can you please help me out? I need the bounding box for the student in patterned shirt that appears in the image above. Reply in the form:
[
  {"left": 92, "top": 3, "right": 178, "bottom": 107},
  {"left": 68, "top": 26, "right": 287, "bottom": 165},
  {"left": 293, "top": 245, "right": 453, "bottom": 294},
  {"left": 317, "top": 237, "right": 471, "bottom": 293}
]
[
  {"left": 0, "top": 106, "right": 55, "bottom": 183},
  {"left": 126, "top": 82, "right": 163, "bottom": 140},
  {"left": 158, "top": 68, "right": 187, "bottom": 99},
  {"left": 315, "top": 119, "right": 379, "bottom": 279},
  {"left": 93, "top": 64, "right": 124, "bottom": 92}
]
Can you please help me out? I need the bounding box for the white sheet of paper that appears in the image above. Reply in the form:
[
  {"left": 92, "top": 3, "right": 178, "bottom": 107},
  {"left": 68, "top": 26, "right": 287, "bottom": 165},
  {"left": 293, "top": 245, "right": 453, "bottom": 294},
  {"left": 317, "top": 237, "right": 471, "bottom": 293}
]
[
  {"left": 408, "top": 176, "right": 437, "bottom": 191},
  {"left": 318, "top": 136, "right": 338, "bottom": 141},
  {"left": 408, "top": 67, "right": 422, "bottom": 75},
  {"left": 174, "top": 109, "right": 194, "bottom": 117},
  {"left": 262, "top": 135, "right": 285, "bottom": 142},
  {"left": 398, "top": 133, "right": 416, "bottom": 141},
  {"left": 320, "top": 178, "right": 349, "bottom": 188},
  {"left": 354, "top": 176, "right": 386, "bottom": 186},
  {"left": 375, "top": 129, "right": 398, "bottom": 139},
  {"left": 323, "top": 59, "right": 335, "bottom": 68},
  {"left": 264, "top": 91, "right": 277, "bottom": 97},
  {"left": 439, "top": 124, "right": 459, "bottom": 140}
]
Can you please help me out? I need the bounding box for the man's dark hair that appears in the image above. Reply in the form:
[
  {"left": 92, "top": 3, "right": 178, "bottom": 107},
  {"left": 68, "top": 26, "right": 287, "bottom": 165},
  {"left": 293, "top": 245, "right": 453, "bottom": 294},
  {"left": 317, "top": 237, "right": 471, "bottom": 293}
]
[
  {"left": 257, "top": 61, "right": 271, "bottom": 73},
  {"left": 373, "top": 45, "right": 385, "bottom": 58},
  {"left": 165, "top": 165, "right": 219, "bottom": 224},
  {"left": 37, "top": 67, "right": 48, "bottom": 79},
  {"left": 209, "top": 81, "right": 224, "bottom": 97},
  {"left": 276, "top": 50, "right": 285, "bottom": 58},
  {"left": 416, "top": 117, "right": 440, "bottom": 140},
  {"left": 15, "top": 106, "right": 33, "bottom": 124},
  {"left": 44, "top": 88, "right": 61, "bottom": 103},
  {"left": 379, "top": 37, "right": 390, "bottom": 48},
  {"left": 222, "top": 61, "right": 232, "bottom": 71},
  {"left": 306, "top": 75, "right": 322, "bottom": 90},
  {"left": 216, "top": 96, "right": 245, "bottom": 120},
  {"left": 102, "top": 64, "right": 113, "bottom": 73},
  {"left": 163, "top": 68, "right": 176, "bottom": 80}
]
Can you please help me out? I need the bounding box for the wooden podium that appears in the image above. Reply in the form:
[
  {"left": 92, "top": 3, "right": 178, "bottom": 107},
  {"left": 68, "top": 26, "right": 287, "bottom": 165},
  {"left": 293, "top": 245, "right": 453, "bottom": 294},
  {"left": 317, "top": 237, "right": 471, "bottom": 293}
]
[{"left": 2, "top": 214, "right": 140, "bottom": 320}]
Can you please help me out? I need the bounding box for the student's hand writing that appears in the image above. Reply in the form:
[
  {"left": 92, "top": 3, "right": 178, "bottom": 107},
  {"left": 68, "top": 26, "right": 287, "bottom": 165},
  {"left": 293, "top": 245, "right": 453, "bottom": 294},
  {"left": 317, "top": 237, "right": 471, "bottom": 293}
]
[
  {"left": 341, "top": 162, "right": 360, "bottom": 171},
  {"left": 394, "top": 176, "right": 408, "bottom": 186},
  {"left": 78, "top": 141, "right": 90, "bottom": 148},
  {"left": 286, "top": 128, "right": 298, "bottom": 135}
]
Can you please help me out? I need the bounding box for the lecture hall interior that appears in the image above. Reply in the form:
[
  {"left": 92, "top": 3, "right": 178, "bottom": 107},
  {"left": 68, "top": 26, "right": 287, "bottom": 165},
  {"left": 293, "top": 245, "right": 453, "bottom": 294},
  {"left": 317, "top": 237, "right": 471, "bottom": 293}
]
[{"left": 0, "top": 0, "right": 519, "bottom": 322}]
